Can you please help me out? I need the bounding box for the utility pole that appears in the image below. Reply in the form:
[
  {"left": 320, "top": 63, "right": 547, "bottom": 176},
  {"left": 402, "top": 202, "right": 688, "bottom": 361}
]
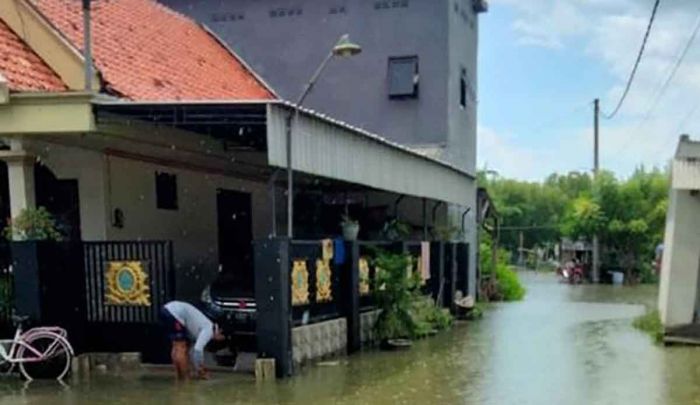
[
  {"left": 518, "top": 231, "right": 524, "bottom": 266},
  {"left": 592, "top": 98, "right": 600, "bottom": 283}
]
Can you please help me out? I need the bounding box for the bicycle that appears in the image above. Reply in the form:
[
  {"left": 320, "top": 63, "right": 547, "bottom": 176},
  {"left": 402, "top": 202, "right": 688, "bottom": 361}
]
[{"left": 0, "top": 315, "right": 74, "bottom": 381}]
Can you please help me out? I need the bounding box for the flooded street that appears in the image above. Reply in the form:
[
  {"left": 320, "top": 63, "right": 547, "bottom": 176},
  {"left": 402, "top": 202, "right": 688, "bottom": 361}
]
[{"left": 3, "top": 272, "right": 700, "bottom": 405}]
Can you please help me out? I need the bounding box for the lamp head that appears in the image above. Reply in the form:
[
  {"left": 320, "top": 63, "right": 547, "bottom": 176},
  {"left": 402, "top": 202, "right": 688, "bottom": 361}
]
[{"left": 332, "top": 34, "right": 362, "bottom": 57}]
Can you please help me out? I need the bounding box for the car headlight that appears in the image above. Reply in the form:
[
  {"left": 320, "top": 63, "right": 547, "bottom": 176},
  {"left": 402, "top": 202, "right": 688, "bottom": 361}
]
[{"left": 201, "top": 286, "right": 213, "bottom": 305}]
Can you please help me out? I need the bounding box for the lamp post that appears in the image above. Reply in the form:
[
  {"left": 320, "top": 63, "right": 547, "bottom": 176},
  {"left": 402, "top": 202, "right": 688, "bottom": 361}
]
[{"left": 285, "top": 34, "right": 362, "bottom": 238}]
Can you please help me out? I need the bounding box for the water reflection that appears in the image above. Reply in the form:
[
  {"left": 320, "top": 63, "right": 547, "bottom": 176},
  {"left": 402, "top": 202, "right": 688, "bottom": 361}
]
[{"left": 2, "top": 272, "right": 700, "bottom": 404}]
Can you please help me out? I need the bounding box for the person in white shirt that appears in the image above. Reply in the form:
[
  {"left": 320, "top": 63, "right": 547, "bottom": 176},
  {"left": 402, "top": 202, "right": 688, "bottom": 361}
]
[{"left": 160, "top": 300, "right": 224, "bottom": 380}]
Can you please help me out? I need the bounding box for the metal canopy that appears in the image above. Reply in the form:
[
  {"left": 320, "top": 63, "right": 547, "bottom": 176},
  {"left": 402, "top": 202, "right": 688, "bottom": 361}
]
[
  {"left": 266, "top": 103, "right": 474, "bottom": 207},
  {"left": 92, "top": 100, "right": 475, "bottom": 206}
]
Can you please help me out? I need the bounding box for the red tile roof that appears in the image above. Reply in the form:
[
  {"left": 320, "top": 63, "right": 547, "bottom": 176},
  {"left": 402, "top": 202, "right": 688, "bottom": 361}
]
[
  {"left": 29, "top": 0, "right": 275, "bottom": 101},
  {"left": 0, "top": 19, "right": 67, "bottom": 92}
]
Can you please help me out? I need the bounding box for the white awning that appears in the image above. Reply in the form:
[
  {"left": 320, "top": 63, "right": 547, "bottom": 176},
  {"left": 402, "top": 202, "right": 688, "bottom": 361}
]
[{"left": 266, "top": 103, "right": 475, "bottom": 206}]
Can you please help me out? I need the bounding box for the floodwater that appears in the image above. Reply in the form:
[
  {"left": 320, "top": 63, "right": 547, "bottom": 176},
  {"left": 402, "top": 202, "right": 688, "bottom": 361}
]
[{"left": 2, "top": 272, "right": 700, "bottom": 405}]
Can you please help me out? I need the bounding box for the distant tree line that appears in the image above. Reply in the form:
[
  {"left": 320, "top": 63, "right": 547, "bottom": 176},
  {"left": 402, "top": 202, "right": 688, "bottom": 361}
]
[{"left": 478, "top": 168, "right": 669, "bottom": 281}]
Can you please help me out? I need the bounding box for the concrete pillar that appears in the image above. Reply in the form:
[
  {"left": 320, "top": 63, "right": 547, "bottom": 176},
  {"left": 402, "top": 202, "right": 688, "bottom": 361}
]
[
  {"left": 0, "top": 147, "right": 36, "bottom": 223},
  {"left": 658, "top": 189, "right": 700, "bottom": 328}
]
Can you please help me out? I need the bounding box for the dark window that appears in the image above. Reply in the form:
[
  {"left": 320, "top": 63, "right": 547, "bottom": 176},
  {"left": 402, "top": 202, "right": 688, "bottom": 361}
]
[
  {"left": 156, "top": 172, "right": 178, "bottom": 210},
  {"left": 460, "top": 69, "right": 467, "bottom": 108},
  {"left": 388, "top": 56, "right": 419, "bottom": 98}
]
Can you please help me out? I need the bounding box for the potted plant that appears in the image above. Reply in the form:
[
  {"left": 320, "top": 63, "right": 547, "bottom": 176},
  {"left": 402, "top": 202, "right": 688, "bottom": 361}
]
[
  {"left": 341, "top": 214, "right": 360, "bottom": 241},
  {"left": 383, "top": 218, "right": 411, "bottom": 241},
  {"left": 4, "top": 207, "right": 62, "bottom": 241},
  {"left": 372, "top": 251, "right": 417, "bottom": 349}
]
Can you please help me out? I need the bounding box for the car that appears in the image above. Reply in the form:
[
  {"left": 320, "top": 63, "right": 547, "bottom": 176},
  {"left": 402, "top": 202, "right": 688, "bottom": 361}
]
[{"left": 199, "top": 272, "right": 257, "bottom": 353}]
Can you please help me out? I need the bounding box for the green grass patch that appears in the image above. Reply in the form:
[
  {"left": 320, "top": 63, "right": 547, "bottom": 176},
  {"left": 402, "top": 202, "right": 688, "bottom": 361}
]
[{"left": 633, "top": 310, "right": 663, "bottom": 343}]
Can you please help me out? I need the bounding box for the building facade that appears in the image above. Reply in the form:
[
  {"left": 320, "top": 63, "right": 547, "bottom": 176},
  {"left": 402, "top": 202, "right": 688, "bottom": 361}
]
[
  {"left": 162, "top": 0, "right": 485, "bottom": 172},
  {"left": 162, "top": 0, "right": 485, "bottom": 290}
]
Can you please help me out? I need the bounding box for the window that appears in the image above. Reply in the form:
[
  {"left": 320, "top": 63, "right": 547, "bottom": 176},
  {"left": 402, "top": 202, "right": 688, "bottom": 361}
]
[
  {"left": 156, "top": 172, "right": 178, "bottom": 210},
  {"left": 460, "top": 69, "right": 467, "bottom": 108},
  {"left": 388, "top": 56, "right": 419, "bottom": 98}
]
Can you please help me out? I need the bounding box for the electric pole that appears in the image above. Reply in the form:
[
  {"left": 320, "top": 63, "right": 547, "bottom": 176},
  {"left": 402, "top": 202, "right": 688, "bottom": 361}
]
[{"left": 592, "top": 99, "right": 600, "bottom": 283}]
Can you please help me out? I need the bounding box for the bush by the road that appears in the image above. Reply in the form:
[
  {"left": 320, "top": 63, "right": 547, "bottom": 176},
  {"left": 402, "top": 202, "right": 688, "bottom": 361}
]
[
  {"left": 480, "top": 233, "right": 526, "bottom": 301},
  {"left": 495, "top": 264, "right": 526, "bottom": 301}
]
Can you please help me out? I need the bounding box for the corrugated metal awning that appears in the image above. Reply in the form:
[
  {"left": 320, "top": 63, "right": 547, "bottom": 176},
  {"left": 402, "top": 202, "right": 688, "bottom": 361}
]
[
  {"left": 266, "top": 103, "right": 474, "bottom": 206},
  {"left": 91, "top": 99, "right": 475, "bottom": 206}
]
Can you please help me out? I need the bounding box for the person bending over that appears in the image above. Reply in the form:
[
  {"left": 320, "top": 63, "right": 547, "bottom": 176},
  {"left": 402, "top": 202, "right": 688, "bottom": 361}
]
[{"left": 160, "top": 300, "right": 224, "bottom": 380}]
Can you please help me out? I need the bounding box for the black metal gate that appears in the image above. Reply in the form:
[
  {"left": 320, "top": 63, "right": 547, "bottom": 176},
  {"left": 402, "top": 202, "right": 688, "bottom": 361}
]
[
  {"left": 81, "top": 241, "right": 175, "bottom": 362},
  {"left": 9, "top": 240, "right": 175, "bottom": 363}
]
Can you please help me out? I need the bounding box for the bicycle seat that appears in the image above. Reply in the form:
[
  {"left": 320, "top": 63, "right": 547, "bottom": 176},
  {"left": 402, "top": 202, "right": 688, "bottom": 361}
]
[{"left": 11, "top": 315, "right": 29, "bottom": 324}]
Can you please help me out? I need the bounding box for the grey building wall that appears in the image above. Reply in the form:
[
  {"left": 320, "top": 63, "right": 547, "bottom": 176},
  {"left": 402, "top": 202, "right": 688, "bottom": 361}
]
[{"left": 161, "top": 0, "right": 479, "bottom": 173}]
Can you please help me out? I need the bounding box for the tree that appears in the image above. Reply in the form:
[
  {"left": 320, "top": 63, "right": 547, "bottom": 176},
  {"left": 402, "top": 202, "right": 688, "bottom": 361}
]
[
  {"left": 560, "top": 196, "right": 605, "bottom": 240},
  {"left": 479, "top": 166, "right": 669, "bottom": 281}
]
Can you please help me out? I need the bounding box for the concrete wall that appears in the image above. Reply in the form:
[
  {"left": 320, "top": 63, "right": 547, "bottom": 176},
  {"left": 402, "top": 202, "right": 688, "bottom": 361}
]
[
  {"left": 658, "top": 189, "right": 700, "bottom": 327},
  {"left": 292, "top": 318, "right": 347, "bottom": 367},
  {"left": 30, "top": 141, "right": 273, "bottom": 300},
  {"left": 32, "top": 141, "right": 110, "bottom": 240},
  {"left": 161, "top": 0, "right": 479, "bottom": 172},
  {"left": 104, "top": 155, "right": 272, "bottom": 299},
  {"left": 447, "top": 0, "right": 478, "bottom": 173}
]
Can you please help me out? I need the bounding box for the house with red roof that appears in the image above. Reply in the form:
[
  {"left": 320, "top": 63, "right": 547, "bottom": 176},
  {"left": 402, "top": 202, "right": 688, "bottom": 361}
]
[{"left": 0, "top": 0, "right": 475, "bottom": 375}]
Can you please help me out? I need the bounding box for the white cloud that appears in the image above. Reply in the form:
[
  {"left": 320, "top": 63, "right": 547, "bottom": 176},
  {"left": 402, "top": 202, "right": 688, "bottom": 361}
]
[{"left": 482, "top": 0, "right": 700, "bottom": 179}]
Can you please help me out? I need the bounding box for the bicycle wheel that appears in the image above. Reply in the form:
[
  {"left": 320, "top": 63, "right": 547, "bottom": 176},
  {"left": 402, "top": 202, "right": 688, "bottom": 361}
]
[{"left": 18, "top": 333, "right": 72, "bottom": 381}]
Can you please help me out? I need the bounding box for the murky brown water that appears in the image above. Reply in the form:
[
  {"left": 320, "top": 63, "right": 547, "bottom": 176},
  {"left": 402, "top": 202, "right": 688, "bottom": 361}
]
[{"left": 3, "top": 272, "right": 700, "bottom": 405}]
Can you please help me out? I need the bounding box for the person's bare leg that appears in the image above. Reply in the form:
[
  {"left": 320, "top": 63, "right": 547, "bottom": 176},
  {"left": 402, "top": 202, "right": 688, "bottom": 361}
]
[{"left": 171, "top": 341, "right": 190, "bottom": 380}]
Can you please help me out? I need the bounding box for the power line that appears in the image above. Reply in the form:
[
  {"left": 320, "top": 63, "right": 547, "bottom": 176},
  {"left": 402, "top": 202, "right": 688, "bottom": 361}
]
[
  {"left": 609, "top": 6, "right": 700, "bottom": 158},
  {"left": 640, "top": 6, "right": 700, "bottom": 121},
  {"left": 603, "top": 0, "right": 662, "bottom": 120}
]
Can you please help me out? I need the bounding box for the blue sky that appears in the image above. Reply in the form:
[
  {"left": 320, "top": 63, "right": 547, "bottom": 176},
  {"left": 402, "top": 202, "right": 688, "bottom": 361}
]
[{"left": 477, "top": 0, "right": 700, "bottom": 181}]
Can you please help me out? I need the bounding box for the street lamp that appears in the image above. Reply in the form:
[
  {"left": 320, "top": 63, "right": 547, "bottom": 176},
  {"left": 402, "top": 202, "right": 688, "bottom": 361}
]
[{"left": 285, "top": 34, "right": 362, "bottom": 238}]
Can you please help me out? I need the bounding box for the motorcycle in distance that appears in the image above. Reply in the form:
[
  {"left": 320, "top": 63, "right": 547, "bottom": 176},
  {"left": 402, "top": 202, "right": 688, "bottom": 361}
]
[{"left": 557, "top": 260, "right": 585, "bottom": 285}]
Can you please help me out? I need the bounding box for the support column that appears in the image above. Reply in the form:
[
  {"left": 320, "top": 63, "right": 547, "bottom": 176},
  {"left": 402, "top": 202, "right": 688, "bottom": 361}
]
[
  {"left": 254, "top": 238, "right": 292, "bottom": 378},
  {"left": 0, "top": 149, "right": 36, "bottom": 223},
  {"left": 658, "top": 190, "right": 700, "bottom": 328}
]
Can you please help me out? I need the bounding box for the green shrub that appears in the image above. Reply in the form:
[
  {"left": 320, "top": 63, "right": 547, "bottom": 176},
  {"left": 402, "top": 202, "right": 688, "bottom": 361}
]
[
  {"left": 480, "top": 231, "right": 526, "bottom": 301},
  {"left": 4, "top": 207, "right": 62, "bottom": 241},
  {"left": 411, "top": 296, "right": 453, "bottom": 337},
  {"left": 633, "top": 310, "right": 663, "bottom": 343},
  {"left": 372, "top": 251, "right": 455, "bottom": 341},
  {"left": 372, "top": 252, "right": 418, "bottom": 341},
  {"left": 636, "top": 262, "right": 659, "bottom": 284},
  {"left": 495, "top": 264, "right": 526, "bottom": 301}
]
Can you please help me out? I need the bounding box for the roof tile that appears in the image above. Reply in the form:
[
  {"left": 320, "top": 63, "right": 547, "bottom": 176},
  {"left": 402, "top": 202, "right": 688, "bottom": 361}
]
[
  {"left": 30, "top": 0, "right": 275, "bottom": 101},
  {"left": 0, "top": 19, "right": 66, "bottom": 92}
]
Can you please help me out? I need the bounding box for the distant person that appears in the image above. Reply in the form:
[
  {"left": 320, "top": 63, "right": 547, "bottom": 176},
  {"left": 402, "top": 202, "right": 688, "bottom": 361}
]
[
  {"left": 160, "top": 300, "right": 225, "bottom": 380},
  {"left": 655, "top": 244, "right": 664, "bottom": 274}
]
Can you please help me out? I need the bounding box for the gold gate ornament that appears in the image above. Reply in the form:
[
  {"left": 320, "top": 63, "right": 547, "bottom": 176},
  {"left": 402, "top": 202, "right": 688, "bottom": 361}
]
[
  {"left": 105, "top": 261, "right": 151, "bottom": 306},
  {"left": 316, "top": 259, "right": 332, "bottom": 302},
  {"left": 291, "top": 259, "right": 310, "bottom": 306},
  {"left": 359, "top": 257, "right": 370, "bottom": 296}
]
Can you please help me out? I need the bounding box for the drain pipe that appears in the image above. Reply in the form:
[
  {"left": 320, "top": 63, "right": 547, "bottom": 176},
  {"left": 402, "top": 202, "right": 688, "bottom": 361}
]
[
  {"left": 83, "top": 0, "right": 93, "bottom": 91},
  {"left": 393, "top": 195, "right": 405, "bottom": 218},
  {"left": 461, "top": 208, "right": 472, "bottom": 235},
  {"left": 430, "top": 201, "right": 445, "bottom": 239},
  {"left": 432, "top": 201, "right": 445, "bottom": 225}
]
